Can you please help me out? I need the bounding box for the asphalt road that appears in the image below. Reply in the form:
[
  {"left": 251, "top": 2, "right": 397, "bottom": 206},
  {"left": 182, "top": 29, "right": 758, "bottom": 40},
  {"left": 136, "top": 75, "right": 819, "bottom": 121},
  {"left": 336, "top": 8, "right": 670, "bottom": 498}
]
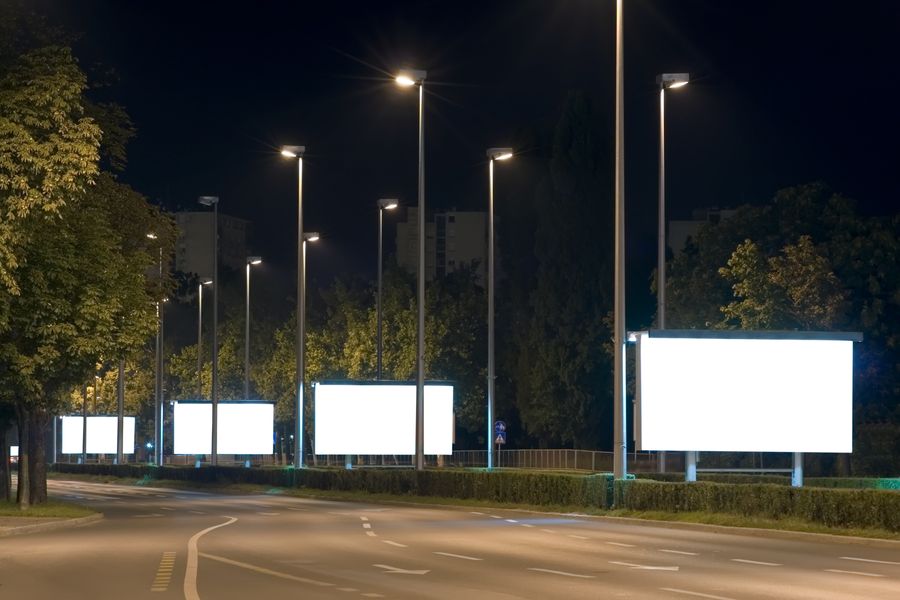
[{"left": 0, "top": 479, "right": 898, "bottom": 599}]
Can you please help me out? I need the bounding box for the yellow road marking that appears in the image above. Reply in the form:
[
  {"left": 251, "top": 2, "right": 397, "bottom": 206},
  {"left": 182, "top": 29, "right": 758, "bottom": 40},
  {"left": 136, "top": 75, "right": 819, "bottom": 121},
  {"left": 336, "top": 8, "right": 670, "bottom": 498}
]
[{"left": 151, "top": 551, "right": 177, "bottom": 592}]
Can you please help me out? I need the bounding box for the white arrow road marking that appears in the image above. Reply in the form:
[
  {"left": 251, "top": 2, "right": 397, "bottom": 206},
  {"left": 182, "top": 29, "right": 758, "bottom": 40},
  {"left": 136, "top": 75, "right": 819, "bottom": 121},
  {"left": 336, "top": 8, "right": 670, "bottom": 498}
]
[
  {"left": 527, "top": 568, "right": 595, "bottom": 579},
  {"left": 185, "top": 517, "right": 238, "bottom": 600},
  {"left": 201, "top": 552, "right": 335, "bottom": 586},
  {"left": 433, "top": 552, "right": 483, "bottom": 561},
  {"left": 660, "top": 588, "right": 738, "bottom": 600},
  {"left": 840, "top": 556, "right": 900, "bottom": 566},
  {"left": 373, "top": 564, "right": 430, "bottom": 575}
]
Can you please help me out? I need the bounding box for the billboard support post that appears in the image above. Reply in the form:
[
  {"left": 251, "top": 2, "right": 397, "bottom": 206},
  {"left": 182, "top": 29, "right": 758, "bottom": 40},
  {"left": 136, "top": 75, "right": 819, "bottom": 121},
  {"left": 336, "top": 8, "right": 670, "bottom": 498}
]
[
  {"left": 792, "top": 452, "right": 803, "bottom": 487},
  {"left": 686, "top": 451, "right": 697, "bottom": 482}
]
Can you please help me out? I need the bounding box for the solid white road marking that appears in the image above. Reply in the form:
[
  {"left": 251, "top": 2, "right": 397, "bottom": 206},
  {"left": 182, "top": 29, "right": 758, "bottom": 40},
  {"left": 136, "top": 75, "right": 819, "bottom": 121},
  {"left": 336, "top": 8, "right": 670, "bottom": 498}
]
[
  {"left": 659, "top": 549, "right": 699, "bottom": 556},
  {"left": 383, "top": 540, "right": 407, "bottom": 548},
  {"left": 824, "top": 569, "right": 884, "bottom": 578},
  {"left": 840, "top": 556, "right": 900, "bottom": 566},
  {"left": 527, "top": 568, "right": 595, "bottom": 579},
  {"left": 184, "top": 517, "right": 238, "bottom": 600},
  {"left": 433, "top": 552, "right": 483, "bottom": 561},
  {"left": 606, "top": 541, "right": 635, "bottom": 548},
  {"left": 201, "top": 552, "right": 334, "bottom": 586},
  {"left": 568, "top": 535, "right": 590, "bottom": 540},
  {"left": 731, "top": 559, "right": 782, "bottom": 566},
  {"left": 659, "top": 588, "right": 737, "bottom": 600},
  {"left": 610, "top": 561, "right": 679, "bottom": 571},
  {"left": 373, "top": 564, "right": 430, "bottom": 575}
]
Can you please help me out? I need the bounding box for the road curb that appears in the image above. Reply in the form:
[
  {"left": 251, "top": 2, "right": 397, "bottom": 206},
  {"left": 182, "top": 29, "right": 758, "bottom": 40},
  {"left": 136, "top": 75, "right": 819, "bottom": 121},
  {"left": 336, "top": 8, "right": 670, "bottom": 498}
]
[{"left": 0, "top": 513, "right": 104, "bottom": 538}]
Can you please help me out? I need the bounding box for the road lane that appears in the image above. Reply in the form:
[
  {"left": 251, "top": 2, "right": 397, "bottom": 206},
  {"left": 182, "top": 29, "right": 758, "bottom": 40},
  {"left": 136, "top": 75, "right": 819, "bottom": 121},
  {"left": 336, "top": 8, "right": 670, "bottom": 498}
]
[{"left": 0, "top": 479, "right": 896, "bottom": 599}]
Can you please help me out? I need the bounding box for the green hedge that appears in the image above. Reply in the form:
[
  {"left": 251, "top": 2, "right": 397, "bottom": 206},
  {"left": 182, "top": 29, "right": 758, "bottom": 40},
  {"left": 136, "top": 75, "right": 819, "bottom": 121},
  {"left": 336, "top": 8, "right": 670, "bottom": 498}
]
[
  {"left": 638, "top": 473, "right": 900, "bottom": 491},
  {"left": 615, "top": 479, "right": 900, "bottom": 532},
  {"left": 51, "top": 464, "right": 615, "bottom": 509}
]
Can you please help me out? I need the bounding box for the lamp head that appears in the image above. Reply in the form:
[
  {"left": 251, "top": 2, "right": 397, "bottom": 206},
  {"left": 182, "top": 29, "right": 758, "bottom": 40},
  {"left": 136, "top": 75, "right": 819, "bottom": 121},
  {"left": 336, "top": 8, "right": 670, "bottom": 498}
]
[
  {"left": 200, "top": 278, "right": 213, "bottom": 286},
  {"left": 395, "top": 68, "right": 427, "bottom": 87},
  {"left": 280, "top": 145, "right": 305, "bottom": 158},
  {"left": 487, "top": 147, "right": 514, "bottom": 161},
  {"left": 657, "top": 73, "right": 690, "bottom": 89},
  {"left": 146, "top": 232, "right": 158, "bottom": 240},
  {"left": 247, "top": 256, "right": 263, "bottom": 265},
  {"left": 198, "top": 195, "right": 219, "bottom": 206},
  {"left": 303, "top": 232, "right": 320, "bottom": 242},
  {"left": 378, "top": 198, "right": 399, "bottom": 210}
]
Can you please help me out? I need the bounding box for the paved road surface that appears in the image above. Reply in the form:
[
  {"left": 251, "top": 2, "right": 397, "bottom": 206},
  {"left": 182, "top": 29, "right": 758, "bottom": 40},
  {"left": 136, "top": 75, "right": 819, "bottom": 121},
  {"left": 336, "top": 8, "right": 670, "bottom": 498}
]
[{"left": 0, "top": 479, "right": 898, "bottom": 599}]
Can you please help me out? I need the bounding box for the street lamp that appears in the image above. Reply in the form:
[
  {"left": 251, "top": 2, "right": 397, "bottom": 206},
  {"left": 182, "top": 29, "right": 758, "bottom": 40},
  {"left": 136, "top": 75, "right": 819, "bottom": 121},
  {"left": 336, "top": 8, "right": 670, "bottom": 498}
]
[
  {"left": 298, "top": 231, "right": 319, "bottom": 466},
  {"left": 245, "top": 256, "right": 262, "bottom": 400},
  {"left": 376, "top": 198, "right": 399, "bottom": 379},
  {"left": 485, "top": 148, "right": 512, "bottom": 470},
  {"left": 613, "top": 0, "right": 627, "bottom": 480},
  {"left": 656, "top": 72, "right": 689, "bottom": 477},
  {"left": 197, "top": 278, "right": 213, "bottom": 398},
  {"left": 197, "top": 195, "right": 219, "bottom": 465},
  {"left": 395, "top": 67, "right": 427, "bottom": 470},
  {"left": 281, "top": 145, "right": 306, "bottom": 468},
  {"left": 147, "top": 232, "right": 164, "bottom": 466}
]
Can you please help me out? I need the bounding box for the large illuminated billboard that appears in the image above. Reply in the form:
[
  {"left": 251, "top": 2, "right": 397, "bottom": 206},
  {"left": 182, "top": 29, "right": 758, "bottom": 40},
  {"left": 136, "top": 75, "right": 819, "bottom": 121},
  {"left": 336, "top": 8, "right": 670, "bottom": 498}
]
[
  {"left": 635, "top": 330, "right": 860, "bottom": 453},
  {"left": 61, "top": 416, "right": 136, "bottom": 454},
  {"left": 314, "top": 382, "right": 454, "bottom": 455},
  {"left": 173, "top": 402, "right": 274, "bottom": 455}
]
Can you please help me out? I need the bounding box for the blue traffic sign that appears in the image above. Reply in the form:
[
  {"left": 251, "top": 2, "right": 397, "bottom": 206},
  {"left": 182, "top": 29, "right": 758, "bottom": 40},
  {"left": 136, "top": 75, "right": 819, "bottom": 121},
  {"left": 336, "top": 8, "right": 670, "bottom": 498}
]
[
  {"left": 494, "top": 431, "right": 507, "bottom": 445},
  {"left": 494, "top": 420, "right": 506, "bottom": 434}
]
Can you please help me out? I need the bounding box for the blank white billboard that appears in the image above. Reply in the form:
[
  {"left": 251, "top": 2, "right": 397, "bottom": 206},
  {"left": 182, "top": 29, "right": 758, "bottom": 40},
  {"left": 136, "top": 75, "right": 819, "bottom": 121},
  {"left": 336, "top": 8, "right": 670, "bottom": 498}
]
[
  {"left": 173, "top": 402, "right": 274, "bottom": 455},
  {"left": 635, "top": 332, "right": 856, "bottom": 453},
  {"left": 61, "top": 416, "right": 136, "bottom": 454},
  {"left": 314, "top": 383, "right": 454, "bottom": 455}
]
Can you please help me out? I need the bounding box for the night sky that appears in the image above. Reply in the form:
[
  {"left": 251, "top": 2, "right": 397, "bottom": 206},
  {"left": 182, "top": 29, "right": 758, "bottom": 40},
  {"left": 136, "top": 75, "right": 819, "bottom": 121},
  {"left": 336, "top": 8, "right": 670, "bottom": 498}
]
[{"left": 36, "top": 0, "right": 900, "bottom": 326}]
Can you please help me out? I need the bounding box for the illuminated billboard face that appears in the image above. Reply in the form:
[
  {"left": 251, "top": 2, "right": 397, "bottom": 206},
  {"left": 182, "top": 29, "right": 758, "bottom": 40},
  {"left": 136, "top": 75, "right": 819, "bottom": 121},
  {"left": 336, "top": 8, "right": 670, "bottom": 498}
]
[
  {"left": 635, "top": 333, "right": 854, "bottom": 453},
  {"left": 60, "top": 416, "right": 136, "bottom": 454},
  {"left": 173, "top": 402, "right": 273, "bottom": 455},
  {"left": 314, "top": 383, "right": 454, "bottom": 455}
]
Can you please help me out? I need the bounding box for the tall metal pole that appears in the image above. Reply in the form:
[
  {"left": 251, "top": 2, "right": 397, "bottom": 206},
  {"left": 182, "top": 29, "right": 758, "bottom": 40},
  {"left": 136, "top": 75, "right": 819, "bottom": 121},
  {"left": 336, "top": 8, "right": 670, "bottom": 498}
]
[
  {"left": 81, "top": 384, "right": 87, "bottom": 464},
  {"left": 245, "top": 262, "right": 251, "bottom": 399},
  {"left": 197, "top": 284, "right": 203, "bottom": 397},
  {"left": 377, "top": 207, "right": 384, "bottom": 380},
  {"left": 487, "top": 158, "right": 495, "bottom": 471},
  {"left": 158, "top": 299, "right": 165, "bottom": 465},
  {"left": 657, "top": 84, "right": 667, "bottom": 475},
  {"left": 613, "top": 0, "right": 628, "bottom": 480},
  {"left": 155, "top": 300, "right": 162, "bottom": 464},
  {"left": 415, "top": 81, "right": 426, "bottom": 471},
  {"left": 211, "top": 200, "right": 218, "bottom": 466},
  {"left": 299, "top": 237, "right": 309, "bottom": 466},
  {"left": 295, "top": 157, "right": 305, "bottom": 469},
  {"left": 116, "top": 358, "right": 124, "bottom": 464}
]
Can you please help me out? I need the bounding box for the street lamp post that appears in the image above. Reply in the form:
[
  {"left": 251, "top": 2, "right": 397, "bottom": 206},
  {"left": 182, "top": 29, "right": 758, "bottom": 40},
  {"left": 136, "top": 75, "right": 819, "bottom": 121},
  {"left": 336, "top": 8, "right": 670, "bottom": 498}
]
[
  {"left": 281, "top": 145, "right": 306, "bottom": 468},
  {"left": 655, "top": 72, "right": 689, "bottom": 475},
  {"left": 245, "top": 256, "right": 262, "bottom": 399},
  {"left": 376, "top": 199, "right": 399, "bottom": 379},
  {"left": 485, "top": 148, "right": 512, "bottom": 470},
  {"left": 198, "top": 196, "right": 219, "bottom": 465},
  {"left": 613, "top": 0, "right": 627, "bottom": 480},
  {"left": 197, "top": 278, "right": 213, "bottom": 397},
  {"left": 395, "top": 68, "right": 427, "bottom": 470},
  {"left": 300, "top": 232, "right": 319, "bottom": 465},
  {"left": 147, "top": 233, "right": 163, "bottom": 465}
]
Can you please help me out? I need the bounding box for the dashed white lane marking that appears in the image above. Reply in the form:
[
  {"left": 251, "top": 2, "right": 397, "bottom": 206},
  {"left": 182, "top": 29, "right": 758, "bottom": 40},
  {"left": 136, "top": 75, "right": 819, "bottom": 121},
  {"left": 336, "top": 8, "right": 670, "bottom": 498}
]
[
  {"left": 366, "top": 531, "right": 377, "bottom": 537},
  {"left": 609, "top": 561, "right": 679, "bottom": 571},
  {"left": 540, "top": 529, "right": 556, "bottom": 534},
  {"left": 360, "top": 516, "right": 369, "bottom": 521},
  {"left": 287, "top": 507, "right": 307, "bottom": 511},
  {"left": 189, "top": 511, "right": 206, "bottom": 515},
  {"left": 258, "top": 512, "right": 281, "bottom": 516},
  {"left": 840, "top": 556, "right": 900, "bottom": 566},
  {"left": 527, "top": 568, "right": 595, "bottom": 579},
  {"left": 159, "top": 507, "right": 176, "bottom": 511},
  {"left": 361, "top": 594, "right": 385, "bottom": 598},
  {"left": 730, "top": 559, "right": 781, "bottom": 566},
  {"left": 470, "top": 511, "right": 485, "bottom": 516},
  {"left": 824, "top": 569, "right": 884, "bottom": 578},
  {"left": 200, "top": 552, "right": 334, "bottom": 586},
  {"left": 383, "top": 540, "right": 407, "bottom": 548},
  {"left": 363, "top": 523, "right": 372, "bottom": 529},
  {"left": 520, "top": 523, "right": 535, "bottom": 528},
  {"left": 337, "top": 588, "right": 358, "bottom": 592},
  {"left": 659, "top": 549, "right": 699, "bottom": 556},
  {"left": 433, "top": 552, "right": 482, "bottom": 561},
  {"left": 660, "top": 588, "right": 737, "bottom": 600},
  {"left": 505, "top": 519, "right": 518, "bottom": 523},
  {"left": 185, "top": 518, "right": 239, "bottom": 600},
  {"left": 373, "top": 564, "right": 430, "bottom": 575},
  {"left": 489, "top": 515, "right": 503, "bottom": 519},
  {"left": 134, "top": 514, "right": 164, "bottom": 518},
  {"left": 606, "top": 541, "right": 635, "bottom": 548},
  {"left": 568, "top": 535, "right": 589, "bottom": 540}
]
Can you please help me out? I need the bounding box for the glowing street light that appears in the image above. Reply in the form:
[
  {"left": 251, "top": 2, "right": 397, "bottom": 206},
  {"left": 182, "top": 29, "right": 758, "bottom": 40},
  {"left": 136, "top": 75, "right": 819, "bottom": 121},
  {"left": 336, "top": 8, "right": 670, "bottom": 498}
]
[
  {"left": 244, "top": 256, "right": 262, "bottom": 400},
  {"left": 376, "top": 198, "right": 399, "bottom": 379},
  {"left": 395, "top": 67, "right": 427, "bottom": 470},
  {"left": 485, "top": 148, "right": 513, "bottom": 470},
  {"left": 280, "top": 145, "right": 308, "bottom": 468}
]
